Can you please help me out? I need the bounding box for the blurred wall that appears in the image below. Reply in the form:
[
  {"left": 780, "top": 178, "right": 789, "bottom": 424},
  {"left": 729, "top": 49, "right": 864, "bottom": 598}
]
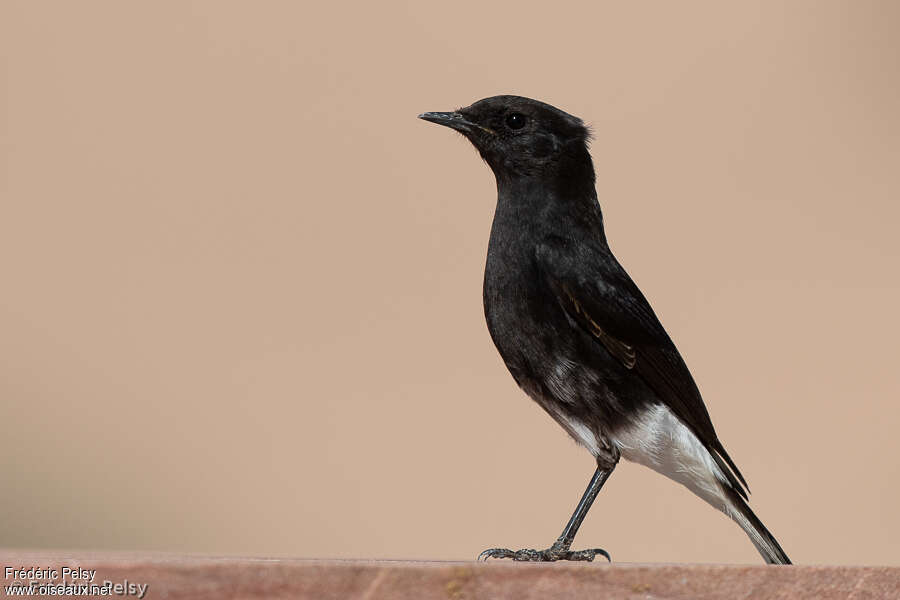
[{"left": 1, "top": 0, "right": 898, "bottom": 564}]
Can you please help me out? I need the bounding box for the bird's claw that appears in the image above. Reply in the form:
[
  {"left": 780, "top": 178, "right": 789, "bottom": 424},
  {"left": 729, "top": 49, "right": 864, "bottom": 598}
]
[{"left": 478, "top": 546, "right": 610, "bottom": 562}]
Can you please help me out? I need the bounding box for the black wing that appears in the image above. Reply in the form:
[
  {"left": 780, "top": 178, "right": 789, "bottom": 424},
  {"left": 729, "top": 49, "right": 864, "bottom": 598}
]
[{"left": 535, "top": 237, "right": 749, "bottom": 499}]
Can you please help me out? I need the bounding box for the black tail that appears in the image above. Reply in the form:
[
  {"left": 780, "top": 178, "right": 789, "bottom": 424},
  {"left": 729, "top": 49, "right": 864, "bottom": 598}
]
[{"left": 723, "top": 486, "right": 791, "bottom": 565}]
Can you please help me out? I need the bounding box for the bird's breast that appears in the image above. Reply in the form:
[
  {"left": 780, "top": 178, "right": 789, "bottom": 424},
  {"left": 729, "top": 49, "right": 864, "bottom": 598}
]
[
  {"left": 482, "top": 237, "right": 572, "bottom": 385},
  {"left": 481, "top": 228, "right": 640, "bottom": 437}
]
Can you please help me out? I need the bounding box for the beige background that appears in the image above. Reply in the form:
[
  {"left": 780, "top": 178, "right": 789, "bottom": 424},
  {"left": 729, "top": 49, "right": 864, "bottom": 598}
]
[{"left": 2, "top": 1, "right": 899, "bottom": 565}]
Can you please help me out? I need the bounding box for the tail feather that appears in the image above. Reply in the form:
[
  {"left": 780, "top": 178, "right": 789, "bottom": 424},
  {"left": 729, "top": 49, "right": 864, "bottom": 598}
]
[
  {"left": 611, "top": 404, "right": 791, "bottom": 564},
  {"left": 723, "top": 486, "right": 791, "bottom": 565}
]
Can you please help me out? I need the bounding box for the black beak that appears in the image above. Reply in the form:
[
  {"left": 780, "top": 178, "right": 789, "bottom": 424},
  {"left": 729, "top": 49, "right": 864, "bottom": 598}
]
[{"left": 418, "top": 111, "right": 492, "bottom": 135}]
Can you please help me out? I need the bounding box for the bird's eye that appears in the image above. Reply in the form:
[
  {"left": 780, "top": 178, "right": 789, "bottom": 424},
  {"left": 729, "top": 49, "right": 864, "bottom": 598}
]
[{"left": 505, "top": 112, "right": 527, "bottom": 130}]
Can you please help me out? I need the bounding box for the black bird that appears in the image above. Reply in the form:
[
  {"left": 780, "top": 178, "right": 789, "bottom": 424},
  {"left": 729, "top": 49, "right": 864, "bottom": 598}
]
[{"left": 419, "top": 96, "right": 791, "bottom": 564}]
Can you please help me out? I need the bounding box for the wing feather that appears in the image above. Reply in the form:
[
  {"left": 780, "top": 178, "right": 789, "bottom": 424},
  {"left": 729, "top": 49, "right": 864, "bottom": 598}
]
[{"left": 536, "top": 237, "right": 749, "bottom": 498}]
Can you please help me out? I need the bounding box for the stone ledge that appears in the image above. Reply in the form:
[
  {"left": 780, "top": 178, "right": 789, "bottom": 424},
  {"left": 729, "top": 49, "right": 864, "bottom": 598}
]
[{"left": 1, "top": 551, "right": 897, "bottom": 599}]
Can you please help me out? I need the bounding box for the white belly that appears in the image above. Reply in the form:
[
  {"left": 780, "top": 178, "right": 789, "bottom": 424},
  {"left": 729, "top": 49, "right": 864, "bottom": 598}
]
[{"left": 610, "top": 404, "right": 730, "bottom": 512}]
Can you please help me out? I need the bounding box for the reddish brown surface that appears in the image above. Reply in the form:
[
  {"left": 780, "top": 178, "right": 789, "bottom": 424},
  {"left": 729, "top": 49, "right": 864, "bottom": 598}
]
[{"left": 1, "top": 552, "right": 898, "bottom": 599}]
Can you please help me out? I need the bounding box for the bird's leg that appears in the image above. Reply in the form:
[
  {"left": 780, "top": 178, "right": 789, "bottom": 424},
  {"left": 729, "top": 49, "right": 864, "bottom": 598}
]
[{"left": 479, "top": 453, "right": 618, "bottom": 562}]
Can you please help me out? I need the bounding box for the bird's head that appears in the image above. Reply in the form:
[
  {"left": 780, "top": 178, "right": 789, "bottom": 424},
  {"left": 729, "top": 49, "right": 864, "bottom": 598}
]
[{"left": 419, "top": 95, "right": 592, "bottom": 182}]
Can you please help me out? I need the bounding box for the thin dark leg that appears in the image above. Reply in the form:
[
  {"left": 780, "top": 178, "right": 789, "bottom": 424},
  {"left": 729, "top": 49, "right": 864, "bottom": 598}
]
[
  {"left": 550, "top": 465, "right": 615, "bottom": 553},
  {"left": 479, "top": 458, "right": 618, "bottom": 562}
]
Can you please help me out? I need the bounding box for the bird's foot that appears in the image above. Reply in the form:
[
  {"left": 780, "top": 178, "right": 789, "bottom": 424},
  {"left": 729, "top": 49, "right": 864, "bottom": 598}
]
[{"left": 478, "top": 546, "right": 610, "bottom": 562}]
